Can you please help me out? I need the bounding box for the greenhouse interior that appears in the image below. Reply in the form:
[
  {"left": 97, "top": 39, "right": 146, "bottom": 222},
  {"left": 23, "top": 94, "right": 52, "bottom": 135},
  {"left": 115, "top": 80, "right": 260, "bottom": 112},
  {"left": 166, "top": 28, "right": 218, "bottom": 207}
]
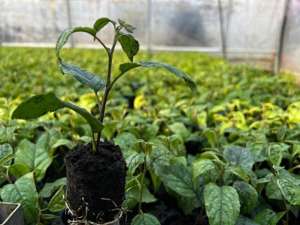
[{"left": 0, "top": 1, "right": 300, "bottom": 225}]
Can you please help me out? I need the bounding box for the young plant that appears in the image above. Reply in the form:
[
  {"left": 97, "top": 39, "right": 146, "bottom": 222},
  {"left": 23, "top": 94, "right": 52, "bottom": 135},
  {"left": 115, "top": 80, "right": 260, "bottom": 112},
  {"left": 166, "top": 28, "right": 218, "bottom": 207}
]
[
  {"left": 12, "top": 18, "right": 196, "bottom": 224},
  {"left": 12, "top": 18, "right": 196, "bottom": 151}
]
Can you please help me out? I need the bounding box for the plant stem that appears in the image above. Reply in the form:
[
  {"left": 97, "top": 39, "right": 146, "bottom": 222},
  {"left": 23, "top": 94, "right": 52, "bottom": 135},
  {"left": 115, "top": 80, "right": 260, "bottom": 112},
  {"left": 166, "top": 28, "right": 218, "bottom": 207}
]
[
  {"left": 138, "top": 154, "right": 147, "bottom": 213},
  {"left": 96, "top": 28, "right": 119, "bottom": 147}
]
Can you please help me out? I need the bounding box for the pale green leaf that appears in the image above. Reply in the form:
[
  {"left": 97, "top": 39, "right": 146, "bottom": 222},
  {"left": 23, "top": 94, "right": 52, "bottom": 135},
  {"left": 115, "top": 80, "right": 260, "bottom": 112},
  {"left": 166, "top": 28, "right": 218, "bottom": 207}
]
[
  {"left": 204, "top": 183, "right": 240, "bottom": 225},
  {"left": 162, "top": 163, "right": 196, "bottom": 198},
  {"left": 15, "top": 134, "right": 52, "bottom": 181}
]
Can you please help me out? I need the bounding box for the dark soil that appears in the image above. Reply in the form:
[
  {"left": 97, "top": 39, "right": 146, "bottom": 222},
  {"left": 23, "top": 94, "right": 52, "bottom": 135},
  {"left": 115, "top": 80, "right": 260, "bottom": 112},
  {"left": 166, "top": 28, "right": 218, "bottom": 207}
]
[{"left": 64, "top": 142, "right": 126, "bottom": 223}]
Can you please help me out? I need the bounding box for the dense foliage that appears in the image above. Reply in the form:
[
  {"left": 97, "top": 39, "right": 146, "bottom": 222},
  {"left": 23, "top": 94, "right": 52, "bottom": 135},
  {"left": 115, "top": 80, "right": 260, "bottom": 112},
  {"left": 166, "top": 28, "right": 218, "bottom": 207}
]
[{"left": 1, "top": 47, "right": 300, "bottom": 225}]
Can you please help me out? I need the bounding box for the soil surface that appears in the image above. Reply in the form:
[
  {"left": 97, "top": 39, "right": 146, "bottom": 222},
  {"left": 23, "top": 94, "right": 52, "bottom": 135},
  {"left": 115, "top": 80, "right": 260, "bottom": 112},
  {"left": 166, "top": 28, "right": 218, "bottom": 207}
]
[{"left": 64, "top": 142, "right": 126, "bottom": 223}]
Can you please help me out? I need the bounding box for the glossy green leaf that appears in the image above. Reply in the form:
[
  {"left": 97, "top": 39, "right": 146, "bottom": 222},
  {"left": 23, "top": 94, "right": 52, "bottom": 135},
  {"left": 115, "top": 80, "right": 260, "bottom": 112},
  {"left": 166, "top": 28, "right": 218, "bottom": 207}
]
[
  {"left": 15, "top": 134, "right": 52, "bottom": 181},
  {"left": 48, "top": 186, "right": 65, "bottom": 213},
  {"left": 131, "top": 213, "right": 160, "bottom": 225},
  {"left": 12, "top": 93, "right": 64, "bottom": 120},
  {"left": 162, "top": 163, "right": 196, "bottom": 198},
  {"left": 204, "top": 183, "right": 240, "bottom": 225},
  {"left": 118, "top": 33, "right": 139, "bottom": 61},
  {"left": 233, "top": 181, "right": 258, "bottom": 214},
  {"left": 223, "top": 146, "right": 254, "bottom": 172},
  {"left": 93, "top": 17, "right": 113, "bottom": 32},
  {"left": 0, "top": 173, "right": 39, "bottom": 225},
  {"left": 12, "top": 93, "right": 102, "bottom": 132}
]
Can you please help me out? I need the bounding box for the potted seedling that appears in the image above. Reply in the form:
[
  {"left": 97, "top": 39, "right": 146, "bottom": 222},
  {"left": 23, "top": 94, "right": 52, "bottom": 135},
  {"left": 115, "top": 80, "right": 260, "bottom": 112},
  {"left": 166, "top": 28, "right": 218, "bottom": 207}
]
[{"left": 12, "top": 18, "right": 196, "bottom": 225}]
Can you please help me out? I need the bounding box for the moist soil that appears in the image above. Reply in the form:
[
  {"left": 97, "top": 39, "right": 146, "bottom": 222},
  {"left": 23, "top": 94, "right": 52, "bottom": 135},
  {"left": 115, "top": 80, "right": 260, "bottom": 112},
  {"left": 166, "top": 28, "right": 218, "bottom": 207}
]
[{"left": 64, "top": 142, "right": 126, "bottom": 223}]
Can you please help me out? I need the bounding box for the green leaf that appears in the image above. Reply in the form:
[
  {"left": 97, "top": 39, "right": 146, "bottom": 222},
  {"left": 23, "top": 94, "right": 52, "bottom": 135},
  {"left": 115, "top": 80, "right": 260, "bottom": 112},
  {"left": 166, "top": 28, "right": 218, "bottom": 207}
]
[
  {"left": 56, "top": 27, "right": 96, "bottom": 58},
  {"left": 267, "top": 143, "right": 289, "bottom": 166},
  {"left": 233, "top": 181, "right": 258, "bottom": 214},
  {"left": 47, "top": 186, "right": 65, "bottom": 213},
  {"left": 0, "top": 143, "right": 13, "bottom": 167},
  {"left": 56, "top": 27, "right": 105, "bottom": 92},
  {"left": 275, "top": 169, "right": 300, "bottom": 205},
  {"left": 162, "top": 163, "right": 196, "bottom": 198},
  {"left": 8, "top": 163, "right": 31, "bottom": 179},
  {"left": 236, "top": 216, "right": 259, "bottom": 225},
  {"left": 118, "top": 33, "right": 139, "bottom": 61},
  {"left": 254, "top": 209, "right": 285, "bottom": 225},
  {"left": 15, "top": 134, "right": 53, "bottom": 181},
  {"left": 125, "top": 176, "right": 156, "bottom": 209},
  {"left": 93, "top": 17, "right": 113, "bottom": 32},
  {"left": 118, "top": 19, "right": 135, "bottom": 33},
  {"left": 12, "top": 93, "right": 64, "bottom": 120},
  {"left": 0, "top": 173, "right": 39, "bottom": 225},
  {"left": 62, "top": 101, "right": 102, "bottom": 132},
  {"left": 131, "top": 213, "right": 160, "bottom": 225},
  {"left": 40, "top": 177, "right": 66, "bottom": 198},
  {"left": 139, "top": 61, "right": 197, "bottom": 91},
  {"left": 265, "top": 177, "right": 283, "bottom": 200},
  {"left": 119, "top": 63, "right": 141, "bottom": 75},
  {"left": 192, "top": 159, "right": 219, "bottom": 183},
  {"left": 204, "top": 183, "right": 240, "bottom": 225},
  {"left": 12, "top": 93, "right": 102, "bottom": 132},
  {"left": 126, "top": 152, "right": 145, "bottom": 175},
  {"left": 59, "top": 61, "right": 105, "bottom": 92},
  {"left": 118, "top": 61, "right": 196, "bottom": 91},
  {"left": 223, "top": 146, "right": 254, "bottom": 172}
]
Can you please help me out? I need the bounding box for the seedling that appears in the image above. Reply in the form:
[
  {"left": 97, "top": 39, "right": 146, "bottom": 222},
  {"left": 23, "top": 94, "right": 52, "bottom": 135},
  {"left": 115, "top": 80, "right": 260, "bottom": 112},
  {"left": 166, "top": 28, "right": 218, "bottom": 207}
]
[
  {"left": 11, "top": 17, "right": 196, "bottom": 224},
  {"left": 12, "top": 17, "right": 196, "bottom": 151}
]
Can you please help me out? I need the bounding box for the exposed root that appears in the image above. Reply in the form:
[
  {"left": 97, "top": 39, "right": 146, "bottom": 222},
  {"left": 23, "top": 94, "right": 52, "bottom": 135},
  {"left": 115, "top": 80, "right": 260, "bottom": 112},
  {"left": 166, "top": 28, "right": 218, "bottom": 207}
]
[{"left": 64, "top": 195, "right": 125, "bottom": 225}]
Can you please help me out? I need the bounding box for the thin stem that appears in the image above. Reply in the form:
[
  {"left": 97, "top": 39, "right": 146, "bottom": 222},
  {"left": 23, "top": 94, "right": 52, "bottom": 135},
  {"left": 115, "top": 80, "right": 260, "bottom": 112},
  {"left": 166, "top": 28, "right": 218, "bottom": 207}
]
[
  {"left": 138, "top": 154, "right": 147, "bottom": 213},
  {"left": 94, "top": 91, "right": 102, "bottom": 115},
  {"left": 94, "top": 36, "right": 110, "bottom": 55},
  {"left": 96, "top": 27, "right": 119, "bottom": 147}
]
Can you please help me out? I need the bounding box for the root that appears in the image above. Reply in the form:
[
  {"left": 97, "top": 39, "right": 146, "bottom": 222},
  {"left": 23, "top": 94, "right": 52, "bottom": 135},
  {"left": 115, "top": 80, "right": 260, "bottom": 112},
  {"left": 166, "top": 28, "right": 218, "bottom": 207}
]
[{"left": 64, "top": 195, "right": 125, "bottom": 225}]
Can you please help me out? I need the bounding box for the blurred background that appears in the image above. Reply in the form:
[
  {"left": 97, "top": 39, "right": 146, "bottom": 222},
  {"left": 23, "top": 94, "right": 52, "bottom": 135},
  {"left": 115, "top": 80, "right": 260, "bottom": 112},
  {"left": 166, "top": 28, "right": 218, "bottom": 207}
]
[{"left": 1, "top": 0, "right": 300, "bottom": 74}]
